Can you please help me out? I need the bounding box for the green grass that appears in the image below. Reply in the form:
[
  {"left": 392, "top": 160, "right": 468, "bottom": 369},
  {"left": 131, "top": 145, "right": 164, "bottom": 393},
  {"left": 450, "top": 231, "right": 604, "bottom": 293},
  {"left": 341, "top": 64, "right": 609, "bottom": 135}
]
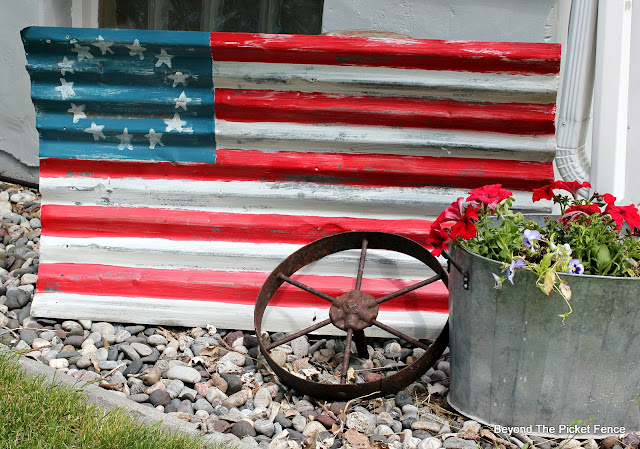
[{"left": 0, "top": 350, "right": 230, "bottom": 449}]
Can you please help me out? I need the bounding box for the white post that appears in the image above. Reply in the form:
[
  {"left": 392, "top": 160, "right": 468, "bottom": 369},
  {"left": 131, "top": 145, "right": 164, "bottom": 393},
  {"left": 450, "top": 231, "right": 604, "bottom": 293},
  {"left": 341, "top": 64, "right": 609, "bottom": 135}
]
[{"left": 591, "top": 0, "right": 633, "bottom": 198}]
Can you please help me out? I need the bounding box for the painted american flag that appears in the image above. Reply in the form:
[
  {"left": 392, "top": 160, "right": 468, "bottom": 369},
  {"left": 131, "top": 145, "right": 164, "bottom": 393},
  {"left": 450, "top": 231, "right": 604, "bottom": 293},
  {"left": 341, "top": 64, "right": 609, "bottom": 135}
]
[{"left": 22, "top": 26, "right": 560, "bottom": 338}]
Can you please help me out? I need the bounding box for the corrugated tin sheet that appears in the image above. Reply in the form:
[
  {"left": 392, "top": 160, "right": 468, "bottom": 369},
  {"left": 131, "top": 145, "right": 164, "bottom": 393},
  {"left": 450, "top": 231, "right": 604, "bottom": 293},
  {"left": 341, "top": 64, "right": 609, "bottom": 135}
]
[{"left": 22, "top": 27, "right": 560, "bottom": 338}]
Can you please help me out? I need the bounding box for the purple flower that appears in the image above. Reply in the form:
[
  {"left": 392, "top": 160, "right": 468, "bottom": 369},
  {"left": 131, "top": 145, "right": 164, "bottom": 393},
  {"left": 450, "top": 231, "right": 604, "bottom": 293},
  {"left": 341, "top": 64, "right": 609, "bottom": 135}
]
[
  {"left": 567, "top": 258, "right": 584, "bottom": 275},
  {"left": 505, "top": 258, "right": 527, "bottom": 284},
  {"left": 523, "top": 229, "right": 541, "bottom": 248}
]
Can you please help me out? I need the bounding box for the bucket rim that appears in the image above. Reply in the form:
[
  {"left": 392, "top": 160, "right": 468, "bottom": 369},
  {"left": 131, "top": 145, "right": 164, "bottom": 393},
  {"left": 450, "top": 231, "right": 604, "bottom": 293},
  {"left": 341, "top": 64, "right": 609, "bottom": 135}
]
[{"left": 452, "top": 244, "right": 640, "bottom": 282}]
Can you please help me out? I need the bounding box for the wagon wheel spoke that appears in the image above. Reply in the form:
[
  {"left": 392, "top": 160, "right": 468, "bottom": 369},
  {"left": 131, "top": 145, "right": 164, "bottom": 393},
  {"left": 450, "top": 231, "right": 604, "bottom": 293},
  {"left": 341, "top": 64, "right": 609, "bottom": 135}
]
[
  {"left": 372, "top": 319, "right": 430, "bottom": 351},
  {"left": 376, "top": 273, "right": 442, "bottom": 305},
  {"left": 264, "top": 318, "right": 333, "bottom": 351},
  {"left": 354, "top": 238, "right": 368, "bottom": 292},
  {"left": 340, "top": 328, "right": 354, "bottom": 384},
  {"left": 277, "top": 273, "right": 335, "bottom": 304},
  {"left": 352, "top": 329, "right": 369, "bottom": 358}
]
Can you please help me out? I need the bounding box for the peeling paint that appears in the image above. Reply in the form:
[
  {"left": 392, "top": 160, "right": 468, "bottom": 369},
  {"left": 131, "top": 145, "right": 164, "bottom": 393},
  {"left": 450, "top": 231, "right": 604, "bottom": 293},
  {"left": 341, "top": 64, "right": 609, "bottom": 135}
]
[{"left": 24, "top": 26, "right": 560, "bottom": 334}]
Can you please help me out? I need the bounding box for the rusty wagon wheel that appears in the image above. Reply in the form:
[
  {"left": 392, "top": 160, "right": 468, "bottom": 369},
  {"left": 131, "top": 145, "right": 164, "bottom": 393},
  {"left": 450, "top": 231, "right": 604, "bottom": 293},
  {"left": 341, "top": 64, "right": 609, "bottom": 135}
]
[{"left": 254, "top": 231, "right": 449, "bottom": 400}]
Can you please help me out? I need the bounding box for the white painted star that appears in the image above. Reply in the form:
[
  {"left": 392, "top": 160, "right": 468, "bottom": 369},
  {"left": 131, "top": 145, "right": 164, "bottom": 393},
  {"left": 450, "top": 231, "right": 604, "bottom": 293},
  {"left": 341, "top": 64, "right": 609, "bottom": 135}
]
[
  {"left": 174, "top": 91, "right": 192, "bottom": 111},
  {"left": 57, "top": 57, "right": 74, "bottom": 75},
  {"left": 168, "top": 71, "right": 189, "bottom": 87},
  {"left": 126, "top": 39, "right": 146, "bottom": 60},
  {"left": 116, "top": 128, "right": 133, "bottom": 150},
  {"left": 144, "top": 129, "right": 164, "bottom": 149},
  {"left": 67, "top": 103, "right": 87, "bottom": 123},
  {"left": 84, "top": 122, "right": 106, "bottom": 141},
  {"left": 55, "top": 78, "right": 75, "bottom": 100},
  {"left": 164, "top": 113, "right": 193, "bottom": 133},
  {"left": 71, "top": 43, "right": 93, "bottom": 60},
  {"left": 92, "top": 35, "right": 114, "bottom": 55},
  {"left": 155, "top": 49, "right": 173, "bottom": 68}
]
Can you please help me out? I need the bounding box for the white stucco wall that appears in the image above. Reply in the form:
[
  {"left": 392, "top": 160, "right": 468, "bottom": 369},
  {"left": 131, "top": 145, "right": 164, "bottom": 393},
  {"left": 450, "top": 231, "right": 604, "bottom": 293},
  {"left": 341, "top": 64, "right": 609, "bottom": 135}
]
[
  {"left": 0, "top": 0, "right": 73, "bottom": 184},
  {"left": 322, "top": 0, "right": 563, "bottom": 42}
]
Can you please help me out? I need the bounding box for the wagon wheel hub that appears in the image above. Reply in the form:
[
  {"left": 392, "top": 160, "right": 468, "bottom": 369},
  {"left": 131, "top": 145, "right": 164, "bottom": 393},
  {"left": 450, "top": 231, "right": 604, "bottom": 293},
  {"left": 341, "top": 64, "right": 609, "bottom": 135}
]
[{"left": 330, "top": 290, "right": 379, "bottom": 331}]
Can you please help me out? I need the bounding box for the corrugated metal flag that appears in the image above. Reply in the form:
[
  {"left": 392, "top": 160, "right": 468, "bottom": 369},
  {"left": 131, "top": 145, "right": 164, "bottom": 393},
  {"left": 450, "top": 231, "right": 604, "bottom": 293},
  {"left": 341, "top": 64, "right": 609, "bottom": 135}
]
[{"left": 23, "top": 27, "right": 560, "bottom": 338}]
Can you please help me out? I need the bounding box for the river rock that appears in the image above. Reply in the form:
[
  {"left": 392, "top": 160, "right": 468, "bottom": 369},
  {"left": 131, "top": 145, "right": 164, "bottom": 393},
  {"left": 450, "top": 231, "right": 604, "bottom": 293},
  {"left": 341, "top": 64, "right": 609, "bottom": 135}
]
[
  {"left": 254, "top": 418, "right": 275, "bottom": 437},
  {"left": 206, "top": 386, "right": 228, "bottom": 403},
  {"left": 223, "top": 390, "right": 250, "bottom": 408},
  {"left": 346, "top": 411, "right": 375, "bottom": 434},
  {"left": 231, "top": 420, "right": 256, "bottom": 438},
  {"left": 166, "top": 366, "right": 201, "bottom": 384},
  {"left": 149, "top": 389, "right": 171, "bottom": 406}
]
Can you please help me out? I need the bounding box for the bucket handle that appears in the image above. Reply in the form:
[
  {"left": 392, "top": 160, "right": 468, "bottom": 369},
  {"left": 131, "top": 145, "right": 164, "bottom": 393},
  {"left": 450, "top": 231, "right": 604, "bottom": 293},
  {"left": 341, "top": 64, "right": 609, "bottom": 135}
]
[{"left": 441, "top": 250, "right": 469, "bottom": 290}]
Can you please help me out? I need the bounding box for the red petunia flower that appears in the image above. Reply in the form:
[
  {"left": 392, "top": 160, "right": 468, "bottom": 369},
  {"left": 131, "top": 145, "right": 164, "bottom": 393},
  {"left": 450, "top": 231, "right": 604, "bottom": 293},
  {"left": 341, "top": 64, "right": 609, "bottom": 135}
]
[
  {"left": 558, "top": 204, "right": 602, "bottom": 228},
  {"left": 601, "top": 194, "right": 640, "bottom": 230},
  {"left": 532, "top": 180, "right": 592, "bottom": 202},
  {"left": 440, "top": 198, "right": 466, "bottom": 223},
  {"left": 449, "top": 205, "right": 479, "bottom": 240},
  {"left": 466, "top": 184, "right": 513, "bottom": 210},
  {"left": 426, "top": 225, "right": 451, "bottom": 256},
  {"left": 565, "top": 204, "right": 602, "bottom": 215}
]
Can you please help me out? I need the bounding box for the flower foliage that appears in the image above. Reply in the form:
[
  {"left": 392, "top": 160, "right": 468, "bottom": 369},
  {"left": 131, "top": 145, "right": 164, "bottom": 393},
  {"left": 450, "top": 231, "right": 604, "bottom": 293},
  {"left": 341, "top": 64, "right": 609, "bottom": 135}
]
[{"left": 426, "top": 182, "right": 640, "bottom": 321}]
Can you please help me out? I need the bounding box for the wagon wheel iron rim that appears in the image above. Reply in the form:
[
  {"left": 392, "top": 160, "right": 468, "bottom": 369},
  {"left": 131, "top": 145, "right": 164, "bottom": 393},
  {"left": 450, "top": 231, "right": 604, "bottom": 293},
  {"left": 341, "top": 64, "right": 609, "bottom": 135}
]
[{"left": 254, "top": 231, "right": 449, "bottom": 401}]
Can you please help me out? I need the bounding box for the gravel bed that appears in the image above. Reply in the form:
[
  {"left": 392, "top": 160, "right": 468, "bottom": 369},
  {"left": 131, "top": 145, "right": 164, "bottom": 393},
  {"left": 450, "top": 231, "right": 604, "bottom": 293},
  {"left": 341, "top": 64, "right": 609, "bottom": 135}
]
[{"left": 0, "top": 181, "right": 634, "bottom": 449}]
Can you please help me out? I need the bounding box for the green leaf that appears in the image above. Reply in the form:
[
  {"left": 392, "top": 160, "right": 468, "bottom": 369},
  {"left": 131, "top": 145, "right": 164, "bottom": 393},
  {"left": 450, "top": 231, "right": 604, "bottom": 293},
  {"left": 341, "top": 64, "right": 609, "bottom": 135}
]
[
  {"left": 594, "top": 244, "right": 612, "bottom": 273},
  {"left": 540, "top": 253, "right": 553, "bottom": 270}
]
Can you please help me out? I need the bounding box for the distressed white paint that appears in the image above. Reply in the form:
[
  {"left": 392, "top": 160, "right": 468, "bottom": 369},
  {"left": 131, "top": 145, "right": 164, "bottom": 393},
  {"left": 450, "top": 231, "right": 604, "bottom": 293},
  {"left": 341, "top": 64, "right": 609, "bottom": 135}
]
[
  {"left": 174, "top": 91, "right": 193, "bottom": 110},
  {"left": 116, "top": 127, "right": 133, "bottom": 150},
  {"left": 212, "top": 62, "right": 560, "bottom": 104},
  {"left": 164, "top": 113, "right": 193, "bottom": 133},
  {"left": 39, "top": 176, "right": 547, "bottom": 218},
  {"left": 154, "top": 49, "right": 173, "bottom": 68},
  {"left": 168, "top": 71, "right": 190, "bottom": 87},
  {"left": 92, "top": 35, "right": 114, "bottom": 55},
  {"left": 54, "top": 78, "right": 75, "bottom": 100},
  {"left": 58, "top": 57, "right": 75, "bottom": 75},
  {"left": 126, "top": 39, "right": 147, "bottom": 59},
  {"left": 40, "top": 236, "right": 439, "bottom": 279},
  {"left": 67, "top": 103, "right": 87, "bottom": 123},
  {"left": 144, "top": 128, "right": 164, "bottom": 149},
  {"left": 83, "top": 122, "right": 105, "bottom": 140},
  {"left": 70, "top": 42, "right": 93, "bottom": 60},
  {"left": 322, "top": 0, "right": 560, "bottom": 43},
  {"left": 215, "top": 120, "right": 557, "bottom": 162},
  {"left": 32, "top": 293, "right": 448, "bottom": 339}
]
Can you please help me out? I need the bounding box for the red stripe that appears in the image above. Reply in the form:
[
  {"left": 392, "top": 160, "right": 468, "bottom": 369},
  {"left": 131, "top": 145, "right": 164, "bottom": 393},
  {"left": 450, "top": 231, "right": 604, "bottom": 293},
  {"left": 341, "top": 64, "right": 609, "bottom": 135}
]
[
  {"left": 41, "top": 155, "right": 553, "bottom": 191},
  {"left": 40, "top": 205, "right": 433, "bottom": 244},
  {"left": 210, "top": 33, "right": 561, "bottom": 74},
  {"left": 214, "top": 89, "right": 556, "bottom": 135},
  {"left": 37, "top": 263, "right": 449, "bottom": 313}
]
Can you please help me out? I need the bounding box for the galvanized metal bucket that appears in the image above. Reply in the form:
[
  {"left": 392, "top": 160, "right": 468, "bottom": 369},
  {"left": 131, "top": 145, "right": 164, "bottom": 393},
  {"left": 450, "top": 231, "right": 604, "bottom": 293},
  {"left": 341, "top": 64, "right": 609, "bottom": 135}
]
[{"left": 448, "top": 245, "right": 640, "bottom": 437}]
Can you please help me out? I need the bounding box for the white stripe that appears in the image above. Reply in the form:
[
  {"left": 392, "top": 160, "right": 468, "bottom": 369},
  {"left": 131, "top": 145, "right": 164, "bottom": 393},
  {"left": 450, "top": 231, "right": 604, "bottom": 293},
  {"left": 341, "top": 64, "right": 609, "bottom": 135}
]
[
  {"left": 39, "top": 176, "right": 549, "bottom": 218},
  {"left": 214, "top": 120, "right": 556, "bottom": 162},
  {"left": 32, "top": 293, "right": 448, "bottom": 339},
  {"left": 40, "top": 236, "right": 439, "bottom": 279},
  {"left": 212, "top": 62, "right": 559, "bottom": 104}
]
